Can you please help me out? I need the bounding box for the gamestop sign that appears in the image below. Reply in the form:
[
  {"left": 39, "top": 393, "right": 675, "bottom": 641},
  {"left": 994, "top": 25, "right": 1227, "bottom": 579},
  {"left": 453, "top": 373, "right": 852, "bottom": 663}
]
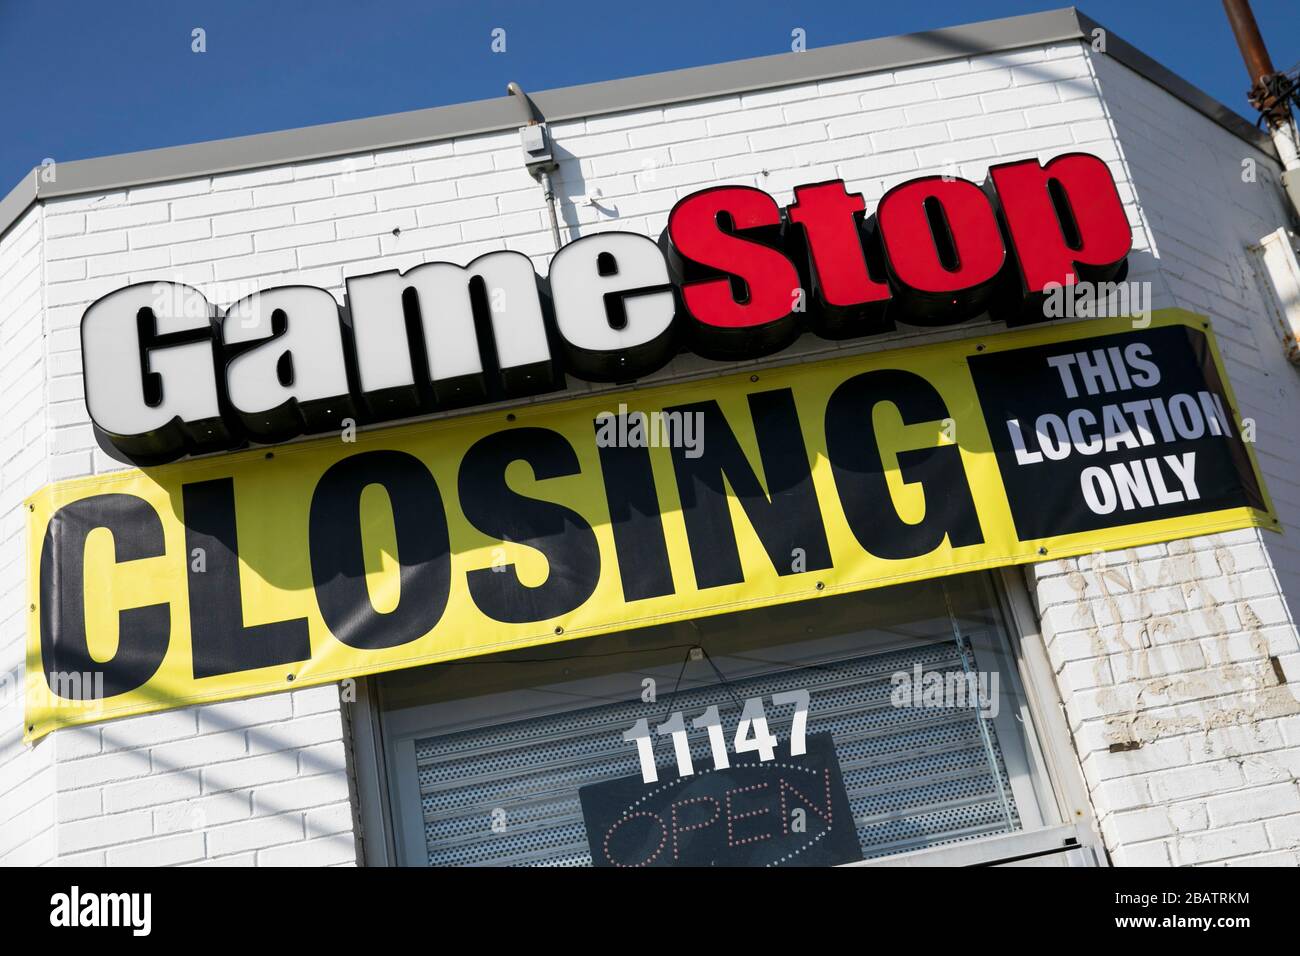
[{"left": 79, "top": 152, "right": 1131, "bottom": 462}]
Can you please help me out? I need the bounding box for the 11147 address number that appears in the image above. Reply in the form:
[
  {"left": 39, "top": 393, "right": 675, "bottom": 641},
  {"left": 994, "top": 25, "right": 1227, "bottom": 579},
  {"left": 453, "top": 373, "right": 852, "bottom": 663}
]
[{"left": 622, "top": 691, "right": 810, "bottom": 784}]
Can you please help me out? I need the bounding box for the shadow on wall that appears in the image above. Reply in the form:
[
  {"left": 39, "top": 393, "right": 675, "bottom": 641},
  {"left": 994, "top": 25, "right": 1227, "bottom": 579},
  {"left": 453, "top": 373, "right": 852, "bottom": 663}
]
[
  {"left": 551, "top": 140, "right": 621, "bottom": 242},
  {"left": 30, "top": 676, "right": 356, "bottom": 861}
]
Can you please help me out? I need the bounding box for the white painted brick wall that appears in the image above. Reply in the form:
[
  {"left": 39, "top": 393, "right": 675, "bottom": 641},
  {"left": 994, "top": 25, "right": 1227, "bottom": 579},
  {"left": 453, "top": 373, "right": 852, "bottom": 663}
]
[
  {"left": 46, "top": 684, "right": 355, "bottom": 866},
  {"left": 2, "top": 36, "right": 1298, "bottom": 865},
  {"left": 0, "top": 206, "right": 54, "bottom": 866}
]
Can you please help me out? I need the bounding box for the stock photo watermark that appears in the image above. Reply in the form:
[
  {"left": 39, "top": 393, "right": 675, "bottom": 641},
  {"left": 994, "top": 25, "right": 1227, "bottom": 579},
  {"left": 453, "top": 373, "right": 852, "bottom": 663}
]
[
  {"left": 595, "top": 404, "right": 705, "bottom": 458},
  {"left": 890, "top": 664, "right": 999, "bottom": 718},
  {"left": 1042, "top": 276, "right": 1152, "bottom": 327}
]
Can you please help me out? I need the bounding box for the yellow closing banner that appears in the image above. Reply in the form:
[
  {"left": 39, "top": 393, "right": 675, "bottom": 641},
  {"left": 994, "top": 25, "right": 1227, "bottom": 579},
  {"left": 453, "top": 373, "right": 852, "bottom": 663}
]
[{"left": 25, "top": 310, "right": 1275, "bottom": 739}]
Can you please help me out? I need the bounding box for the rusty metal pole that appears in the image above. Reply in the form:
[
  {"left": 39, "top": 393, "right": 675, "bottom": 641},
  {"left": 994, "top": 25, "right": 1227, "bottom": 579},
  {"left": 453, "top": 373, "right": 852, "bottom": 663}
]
[
  {"left": 1222, "top": 0, "right": 1289, "bottom": 128},
  {"left": 1223, "top": 0, "right": 1276, "bottom": 93},
  {"left": 1222, "top": 0, "right": 1300, "bottom": 188},
  {"left": 1223, "top": 0, "right": 1300, "bottom": 356}
]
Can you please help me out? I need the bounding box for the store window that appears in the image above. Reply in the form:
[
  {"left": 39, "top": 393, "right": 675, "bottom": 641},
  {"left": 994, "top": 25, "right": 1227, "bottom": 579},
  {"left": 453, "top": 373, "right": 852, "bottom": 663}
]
[{"left": 364, "top": 572, "right": 1090, "bottom": 867}]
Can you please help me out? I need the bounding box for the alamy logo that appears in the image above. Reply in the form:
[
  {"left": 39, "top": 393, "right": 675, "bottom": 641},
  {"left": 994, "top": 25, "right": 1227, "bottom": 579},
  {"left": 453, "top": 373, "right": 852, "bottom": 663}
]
[
  {"left": 890, "top": 664, "right": 999, "bottom": 718},
  {"left": 49, "top": 886, "right": 151, "bottom": 936},
  {"left": 594, "top": 404, "right": 704, "bottom": 458}
]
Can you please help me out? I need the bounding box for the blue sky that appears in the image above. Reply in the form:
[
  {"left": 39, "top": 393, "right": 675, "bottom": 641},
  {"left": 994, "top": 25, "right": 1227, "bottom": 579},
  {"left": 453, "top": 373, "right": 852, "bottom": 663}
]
[{"left": 1, "top": 1, "right": 1294, "bottom": 195}]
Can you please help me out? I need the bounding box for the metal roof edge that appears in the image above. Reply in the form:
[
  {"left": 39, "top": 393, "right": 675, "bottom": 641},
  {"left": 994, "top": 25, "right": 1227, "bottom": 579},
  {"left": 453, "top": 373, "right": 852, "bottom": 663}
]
[{"left": 0, "top": 7, "right": 1275, "bottom": 243}]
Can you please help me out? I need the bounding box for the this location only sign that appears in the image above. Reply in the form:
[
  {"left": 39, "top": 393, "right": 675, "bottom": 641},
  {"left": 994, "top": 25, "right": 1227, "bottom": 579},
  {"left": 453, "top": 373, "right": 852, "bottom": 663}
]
[{"left": 969, "top": 321, "right": 1267, "bottom": 538}]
